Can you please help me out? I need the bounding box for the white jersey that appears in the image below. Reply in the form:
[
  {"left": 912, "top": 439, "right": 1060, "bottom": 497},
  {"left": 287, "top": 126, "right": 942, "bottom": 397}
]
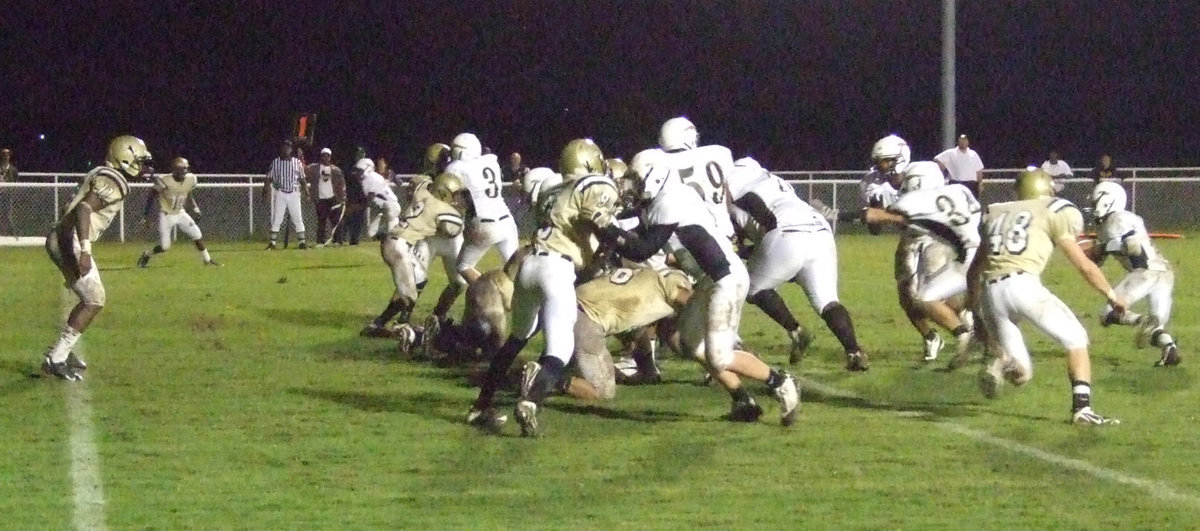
[
  {"left": 447, "top": 154, "right": 511, "bottom": 220},
  {"left": 1097, "top": 210, "right": 1170, "bottom": 272},
  {"left": 860, "top": 167, "right": 899, "bottom": 208},
  {"left": 660, "top": 145, "right": 735, "bottom": 240},
  {"left": 889, "top": 183, "right": 982, "bottom": 262},
  {"left": 646, "top": 180, "right": 740, "bottom": 282},
  {"left": 361, "top": 171, "right": 397, "bottom": 205},
  {"left": 728, "top": 169, "right": 830, "bottom": 234}
]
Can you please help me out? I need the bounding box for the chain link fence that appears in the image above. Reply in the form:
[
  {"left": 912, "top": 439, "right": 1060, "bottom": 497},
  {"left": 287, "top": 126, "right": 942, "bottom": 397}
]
[{"left": 2, "top": 169, "right": 1198, "bottom": 243}]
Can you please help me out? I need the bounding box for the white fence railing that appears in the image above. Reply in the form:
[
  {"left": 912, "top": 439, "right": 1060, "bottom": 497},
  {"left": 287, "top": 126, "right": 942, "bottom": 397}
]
[{"left": 2, "top": 169, "right": 1197, "bottom": 242}]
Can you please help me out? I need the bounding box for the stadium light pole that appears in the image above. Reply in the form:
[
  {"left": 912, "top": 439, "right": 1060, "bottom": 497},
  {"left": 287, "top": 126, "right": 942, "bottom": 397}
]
[{"left": 941, "top": 0, "right": 956, "bottom": 149}]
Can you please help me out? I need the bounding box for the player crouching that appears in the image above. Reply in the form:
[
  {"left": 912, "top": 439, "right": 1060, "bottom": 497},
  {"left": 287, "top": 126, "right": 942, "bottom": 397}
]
[
  {"left": 138, "top": 157, "right": 219, "bottom": 268},
  {"left": 1086, "top": 182, "right": 1180, "bottom": 366}
]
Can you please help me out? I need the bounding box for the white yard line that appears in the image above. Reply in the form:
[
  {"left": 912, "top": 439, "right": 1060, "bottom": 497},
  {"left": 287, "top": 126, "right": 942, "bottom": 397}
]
[
  {"left": 798, "top": 376, "right": 1200, "bottom": 510},
  {"left": 59, "top": 290, "right": 107, "bottom": 531}
]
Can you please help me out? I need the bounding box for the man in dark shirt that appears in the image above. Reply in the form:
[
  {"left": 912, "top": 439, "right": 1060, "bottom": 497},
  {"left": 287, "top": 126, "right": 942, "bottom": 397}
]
[
  {"left": 502, "top": 152, "right": 530, "bottom": 183},
  {"left": 337, "top": 146, "right": 369, "bottom": 245}
]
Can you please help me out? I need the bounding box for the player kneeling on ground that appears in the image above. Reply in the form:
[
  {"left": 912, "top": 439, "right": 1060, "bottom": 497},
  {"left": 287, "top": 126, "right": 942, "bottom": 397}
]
[
  {"left": 1086, "top": 182, "right": 1180, "bottom": 366},
  {"left": 969, "top": 168, "right": 1125, "bottom": 425}
]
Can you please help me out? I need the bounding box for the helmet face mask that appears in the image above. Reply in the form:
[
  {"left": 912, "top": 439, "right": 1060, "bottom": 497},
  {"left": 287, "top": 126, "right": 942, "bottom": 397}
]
[
  {"left": 629, "top": 148, "right": 668, "bottom": 204},
  {"left": 171, "top": 157, "right": 189, "bottom": 178},
  {"left": 451, "top": 133, "right": 482, "bottom": 161},
  {"left": 1090, "top": 182, "right": 1127, "bottom": 220},
  {"left": 606, "top": 158, "right": 628, "bottom": 180},
  {"left": 659, "top": 117, "right": 699, "bottom": 151},
  {"left": 107, "top": 135, "right": 153, "bottom": 178},
  {"left": 559, "top": 138, "right": 605, "bottom": 179},
  {"left": 432, "top": 172, "right": 467, "bottom": 210},
  {"left": 871, "top": 135, "right": 910, "bottom": 178}
]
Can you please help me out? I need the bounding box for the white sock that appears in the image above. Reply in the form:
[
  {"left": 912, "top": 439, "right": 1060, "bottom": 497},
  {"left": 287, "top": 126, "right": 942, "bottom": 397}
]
[
  {"left": 1155, "top": 332, "right": 1175, "bottom": 348},
  {"left": 48, "top": 325, "right": 82, "bottom": 363},
  {"left": 201, "top": 249, "right": 212, "bottom": 263}
]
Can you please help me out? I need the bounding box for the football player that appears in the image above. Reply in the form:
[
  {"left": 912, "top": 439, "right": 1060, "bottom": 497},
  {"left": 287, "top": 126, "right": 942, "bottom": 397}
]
[
  {"left": 728, "top": 157, "right": 867, "bottom": 369},
  {"left": 862, "top": 161, "right": 980, "bottom": 363},
  {"left": 360, "top": 172, "right": 466, "bottom": 337},
  {"left": 861, "top": 134, "right": 910, "bottom": 214},
  {"left": 41, "top": 135, "right": 153, "bottom": 380},
  {"left": 969, "top": 169, "right": 1126, "bottom": 425},
  {"left": 357, "top": 158, "right": 400, "bottom": 240},
  {"left": 409, "top": 143, "right": 467, "bottom": 338},
  {"left": 467, "top": 139, "right": 620, "bottom": 437},
  {"left": 448, "top": 132, "right": 520, "bottom": 284},
  {"left": 137, "top": 157, "right": 219, "bottom": 268},
  {"left": 1087, "top": 182, "right": 1179, "bottom": 366},
  {"left": 657, "top": 117, "right": 736, "bottom": 241},
  {"left": 602, "top": 148, "right": 800, "bottom": 426}
]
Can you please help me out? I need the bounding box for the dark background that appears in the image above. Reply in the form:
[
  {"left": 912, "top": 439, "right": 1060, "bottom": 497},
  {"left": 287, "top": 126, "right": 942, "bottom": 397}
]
[{"left": 2, "top": 1, "right": 1197, "bottom": 173}]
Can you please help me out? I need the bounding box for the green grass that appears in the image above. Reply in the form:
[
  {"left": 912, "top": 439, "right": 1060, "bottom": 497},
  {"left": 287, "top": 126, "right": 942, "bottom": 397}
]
[{"left": 1, "top": 234, "right": 1196, "bottom": 529}]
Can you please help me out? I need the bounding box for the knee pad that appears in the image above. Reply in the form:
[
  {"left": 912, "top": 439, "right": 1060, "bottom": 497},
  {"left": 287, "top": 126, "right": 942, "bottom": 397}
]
[{"left": 704, "top": 330, "right": 737, "bottom": 372}]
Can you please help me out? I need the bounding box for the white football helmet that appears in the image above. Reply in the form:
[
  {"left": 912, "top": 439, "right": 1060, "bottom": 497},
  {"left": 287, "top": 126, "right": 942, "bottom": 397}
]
[
  {"left": 523, "top": 167, "right": 562, "bottom": 204},
  {"left": 659, "top": 117, "right": 699, "bottom": 151},
  {"left": 1091, "top": 181, "right": 1127, "bottom": 220},
  {"left": 450, "top": 133, "right": 482, "bottom": 161},
  {"left": 871, "top": 134, "right": 911, "bottom": 174},
  {"left": 630, "top": 148, "right": 670, "bottom": 201},
  {"left": 354, "top": 157, "right": 375, "bottom": 173},
  {"left": 728, "top": 156, "right": 767, "bottom": 195},
  {"left": 900, "top": 161, "right": 945, "bottom": 194}
]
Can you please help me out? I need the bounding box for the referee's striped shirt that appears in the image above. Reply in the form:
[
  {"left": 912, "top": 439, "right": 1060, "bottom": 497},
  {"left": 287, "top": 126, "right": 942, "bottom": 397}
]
[{"left": 267, "top": 157, "right": 305, "bottom": 193}]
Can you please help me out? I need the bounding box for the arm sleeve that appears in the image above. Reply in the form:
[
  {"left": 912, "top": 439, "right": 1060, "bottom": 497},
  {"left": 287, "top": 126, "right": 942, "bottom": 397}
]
[{"left": 607, "top": 223, "right": 677, "bottom": 262}]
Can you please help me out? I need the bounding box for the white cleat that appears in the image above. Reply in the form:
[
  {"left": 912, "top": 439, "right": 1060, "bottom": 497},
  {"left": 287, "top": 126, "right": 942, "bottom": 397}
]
[
  {"left": 923, "top": 333, "right": 944, "bottom": 362},
  {"left": 515, "top": 400, "right": 540, "bottom": 437},
  {"left": 978, "top": 358, "right": 1005, "bottom": 399},
  {"left": 394, "top": 324, "right": 418, "bottom": 357},
  {"left": 1072, "top": 407, "right": 1120, "bottom": 426},
  {"left": 773, "top": 372, "right": 801, "bottom": 427}
]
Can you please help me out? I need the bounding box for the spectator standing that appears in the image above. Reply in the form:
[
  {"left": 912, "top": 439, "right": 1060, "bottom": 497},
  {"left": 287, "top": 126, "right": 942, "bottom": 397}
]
[
  {"left": 1041, "top": 149, "right": 1073, "bottom": 192},
  {"left": 262, "top": 139, "right": 309, "bottom": 249},
  {"left": 502, "top": 152, "right": 530, "bottom": 183},
  {"left": 0, "top": 148, "right": 17, "bottom": 235},
  {"left": 934, "top": 134, "right": 985, "bottom": 198},
  {"left": 1092, "top": 153, "right": 1123, "bottom": 184},
  {"left": 338, "top": 149, "right": 369, "bottom": 245},
  {"left": 307, "top": 147, "right": 346, "bottom": 245}
]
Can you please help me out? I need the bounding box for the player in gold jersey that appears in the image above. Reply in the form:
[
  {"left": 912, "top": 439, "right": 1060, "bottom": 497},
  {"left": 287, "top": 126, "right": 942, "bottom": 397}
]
[
  {"left": 468, "top": 138, "right": 620, "bottom": 436},
  {"left": 137, "top": 157, "right": 219, "bottom": 268},
  {"left": 42, "top": 135, "right": 153, "bottom": 380},
  {"left": 567, "top": 266, "right": 693, "bottom": 400},
  {"left": 405, "top": 143, "right": 468, "bottom": 342},
  {"left": 360, "top": 172, "right": 466, "bottom": 337},
  {"left": 968, "top": 169, "right": 1126, "bottom": 425}
]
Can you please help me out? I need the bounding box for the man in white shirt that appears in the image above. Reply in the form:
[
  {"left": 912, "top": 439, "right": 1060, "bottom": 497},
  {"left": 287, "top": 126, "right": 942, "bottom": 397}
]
[
  {"left": 934, "top": 134, "right": 984, "bottom": 198},
  {"left": 1041, "top": 150, "right": 1073, "bottom": 193}
]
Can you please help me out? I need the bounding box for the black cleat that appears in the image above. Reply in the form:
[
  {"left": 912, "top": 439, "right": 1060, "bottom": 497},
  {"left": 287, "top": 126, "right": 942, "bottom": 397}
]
[
  {"left": 466, "top": 408, "right": 507, "bottom": 434},
  {"left": 726, "top": 397, "right": 763, "bottom": 423},
  {"left": 66, "top": 351, "right": 88, "bottom": 371},
  {"left": 845, "top": 351, "right": 870, "bottom": 372},
  {"left": 42, "top": 356, "right": 82, "bottom": 382},
  {"left": 137, "top": 252, "right": 151, "bottom": 268},
  {"left": 265, "top": 242, "right": 278, "bottom": 250},
  {"left": 1155, "top": 343, "right": 1182, "bottom": 367},
  {"left": 298, "top": 242, "right": 309, "bottom": 250}
]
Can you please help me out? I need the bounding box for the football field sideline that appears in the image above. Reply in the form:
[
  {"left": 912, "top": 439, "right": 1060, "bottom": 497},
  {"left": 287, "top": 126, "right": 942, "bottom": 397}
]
[{"left": 798, "top": 376, "right": 1200, "bottom": 511}]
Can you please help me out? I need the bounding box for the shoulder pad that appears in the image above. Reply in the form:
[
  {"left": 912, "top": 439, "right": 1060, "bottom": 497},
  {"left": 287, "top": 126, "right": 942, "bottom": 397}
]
[{"left": 1047, "top": 198, "right": 1077, "bottom": 213}]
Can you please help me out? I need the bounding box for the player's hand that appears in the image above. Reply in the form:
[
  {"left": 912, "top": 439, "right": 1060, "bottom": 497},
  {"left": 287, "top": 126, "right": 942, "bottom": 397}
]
[
  {"left": 192, "top": 208, "right": 202, "bottom": 217},
  {"left": 1108, "top": 297, "right": 1128, "bottom": 316},
  {"left": 78, "top": 252, "right": 94, "bottom": 276}
]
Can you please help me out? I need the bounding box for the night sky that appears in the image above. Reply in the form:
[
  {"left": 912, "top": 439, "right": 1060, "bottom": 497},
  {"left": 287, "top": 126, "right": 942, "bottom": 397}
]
[{"left": 3, "top": 1, "right": 1198, "bottom": 173}]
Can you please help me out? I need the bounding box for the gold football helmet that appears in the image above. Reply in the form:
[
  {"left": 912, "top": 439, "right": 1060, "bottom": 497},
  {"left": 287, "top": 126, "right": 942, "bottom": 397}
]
[
  {"left": 606, "top": 158, "right": 628, "bottom": 180},
  {"left": 1016, "top": 167, "right": 1055, "bottom": 200},
  {"left": 171, "top": 157, "right": 190, "bottom": 175},
  {"left": 559, "top": 138, "right": 605, "bottom": 179},
  {"left": 107, "top": 135, "right": 152, "bottom": 177},
  {"left": 432, "top": 171, "right": 467, "bottom": 209},
  {"left": 423, "top": 143, "right": 452, "bottom": 176}
]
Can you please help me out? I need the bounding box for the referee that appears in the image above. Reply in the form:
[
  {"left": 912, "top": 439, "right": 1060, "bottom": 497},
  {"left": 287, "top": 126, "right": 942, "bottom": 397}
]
[{"left": 262, "top": 139, "right": 310, "bottom": 249}]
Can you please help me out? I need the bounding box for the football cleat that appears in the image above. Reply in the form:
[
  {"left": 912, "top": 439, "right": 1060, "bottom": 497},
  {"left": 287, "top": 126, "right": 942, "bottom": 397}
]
[
  {"left": 204, "top": 259, "right": 222, "bottom": 267},
  {"left": 519, "top": 361, "right": 541, "bottom": 401},
  {"left": 42, "top": 356, "right": 82, "bottom": 382},
  {"left": 66, "top": 351, "right": 88, "bottom": 371},
  {"left": 1134, "top": 315, "right": 1160, "bottom": 349},
  {"left": 265, "top": 242, "right": 277, "bottom": 250},
  {"left": 137, "top": 252, "right": 151, "bottom": 268},
  {"left": 394, "top": 324, "right": 418, "bottom": 357},
  {"left": 359, "top": 322, "right": 387, "bottom": 338},
  {"left": 1155, "top": 343, "right": 1182, "bottom": 367},
  {"left": 787, "top": 327, "right": 813, "bottom": 365},
  {"left": 726, "top": 397, "right": 763, "bottom": 423},
  {"left": 466, "top": 408, "right": 507, "bottom": 434},
  {"left": 1072, "top": 407, "right": 1120, "bottom": 426},
  {"left": 845, "top": 351, "right": 870, "bottom": 372},
  {"left": 923, "top": 333, "right": 944, "bottom": 362},
  {"left": 773, "top": 372, "right": 801, "bottom": 427},
  {"left": 514, "top": 400, "right": 540, "bottom": 437},
  {"left": 978, "top": 358, "right": 1005, "bottom": 399},
  {"left": 418, "top": 315, "right": 443, "bottom": 360},
  {"left": 298, "top": 242, "right": 309, "bottom": 250}
]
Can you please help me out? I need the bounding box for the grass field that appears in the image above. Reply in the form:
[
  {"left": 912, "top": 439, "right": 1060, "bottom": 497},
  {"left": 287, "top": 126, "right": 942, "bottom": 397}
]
[{"left": 2, "top": 234, "right": 1196, "bottom": 529}]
